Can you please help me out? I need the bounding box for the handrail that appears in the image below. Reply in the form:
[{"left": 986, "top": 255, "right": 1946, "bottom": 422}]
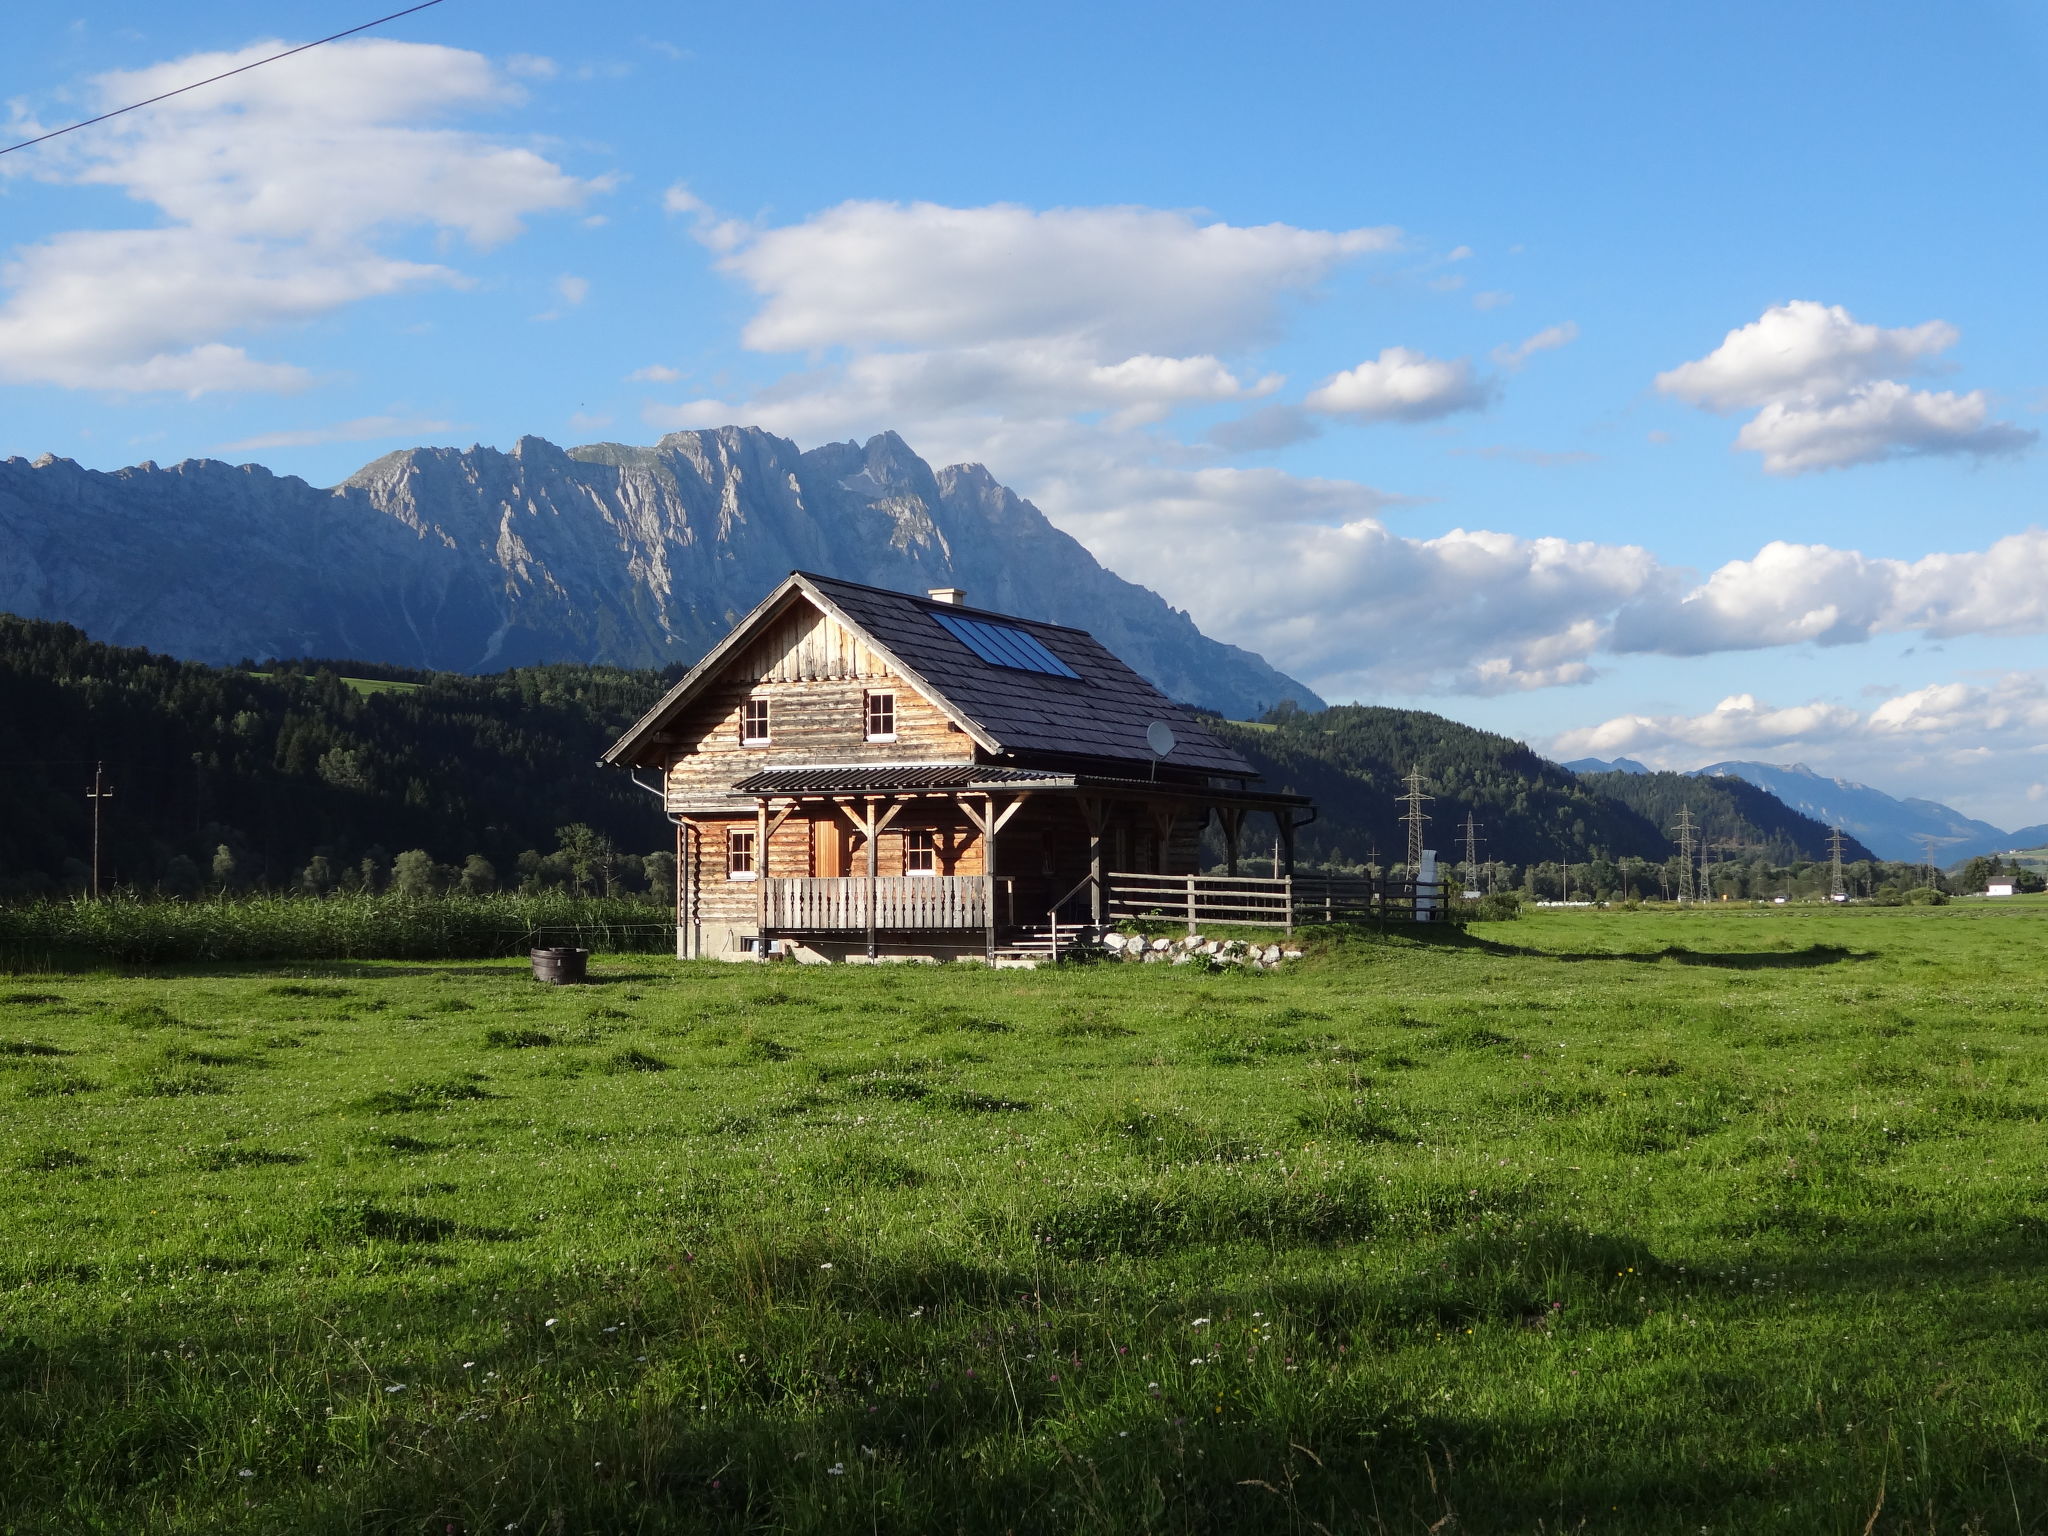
[{"left": 1041, "top": 870, "right": 1101, "bottom": 959}]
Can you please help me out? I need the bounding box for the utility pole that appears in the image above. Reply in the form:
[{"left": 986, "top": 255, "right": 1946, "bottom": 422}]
[
  {"left": 86, "top": 761, "right": 114, "bottom": 900},
  {"left": 1921, "top": 835, "right": 1940, "bottom": 889},
  {"left": 1670, "top": 805, "right": 1697, "bottom": 905},
  {"left": 1399, "top": 768, "right": 1433, "bottom": 876},
  {"left": 1828, "top": 826, "right": 1847, "bottom": 902},
  {"left": 1461, "top": 811, "right": 1484, "bottom": 892}
]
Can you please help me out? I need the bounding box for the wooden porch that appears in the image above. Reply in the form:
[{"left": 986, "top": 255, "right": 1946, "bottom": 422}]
[{"left": 750, "top": 868, "right": 1447, "bottom": 946}]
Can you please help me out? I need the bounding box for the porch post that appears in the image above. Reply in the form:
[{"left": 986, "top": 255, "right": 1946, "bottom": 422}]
[
  {"left": 1278, "top": 811, "right": 1297, "bottom": 876},
  {"left": 864, "top": 796, "right": 880, "bottom": 960},
  {"left": 674, "top": 818, "right": 690, "bottom": 959},
  {"left": 983, "top": 792, "right": 998, "bottom": 965},
  {"left": 1221, "top": 807, "right": 1243, "bottom": 877},
  {"left": 755, "top": 799, "right": 770, "bottom": 945}
]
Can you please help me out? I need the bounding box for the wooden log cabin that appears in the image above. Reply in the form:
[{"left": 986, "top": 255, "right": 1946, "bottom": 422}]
[{"left": 602, "top": 572, "right": 1313, "bottom": 961}]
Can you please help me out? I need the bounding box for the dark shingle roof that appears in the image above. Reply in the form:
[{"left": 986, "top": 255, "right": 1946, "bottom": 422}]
[{"left": 802, "top": 574, "right": 1254, "bottom": 777}]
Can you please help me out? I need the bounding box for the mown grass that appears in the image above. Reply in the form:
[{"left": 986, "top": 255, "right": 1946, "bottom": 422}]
[{"left": 1, "top": 903, "right": 2044, "bottom": 1533}]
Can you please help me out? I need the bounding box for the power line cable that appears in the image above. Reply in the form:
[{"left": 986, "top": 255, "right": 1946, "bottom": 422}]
[{"left": 0, "top": 0, "right": 451, "bottom": 159}]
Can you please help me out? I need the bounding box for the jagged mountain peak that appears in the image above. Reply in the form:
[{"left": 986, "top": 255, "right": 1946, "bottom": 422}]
[{"left": 0, "top": 426, "right": 1323, "bottom": 719}]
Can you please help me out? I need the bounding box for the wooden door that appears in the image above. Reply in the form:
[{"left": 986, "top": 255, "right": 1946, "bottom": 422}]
[{"left": 814, "top": 818, "right": 852, "bottom": 878}]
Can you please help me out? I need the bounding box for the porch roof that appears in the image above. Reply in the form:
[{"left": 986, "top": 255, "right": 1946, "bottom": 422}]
[
  {"left": 722, "top": 763, "right": 1310, "bottom": 810},
  {"left": 731, "top": 765, "right": 1061, "bottom": 793}
]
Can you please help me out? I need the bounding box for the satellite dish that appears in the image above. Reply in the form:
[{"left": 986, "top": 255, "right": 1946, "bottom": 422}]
[{"left": 1146, "top": 721, "right": 1177, "bottom": 758}]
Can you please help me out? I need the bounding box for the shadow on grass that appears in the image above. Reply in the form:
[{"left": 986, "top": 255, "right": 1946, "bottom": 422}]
[{"left": 1344, "top": 924, "right": 1876, "bottom": 969}]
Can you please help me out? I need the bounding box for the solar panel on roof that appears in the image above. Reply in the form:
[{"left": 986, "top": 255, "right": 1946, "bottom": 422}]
[{"left": 931, "top": 611, "right": 1082, "bottom": 679}]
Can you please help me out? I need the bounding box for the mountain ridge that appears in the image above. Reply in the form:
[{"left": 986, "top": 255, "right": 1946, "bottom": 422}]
[
  {"left": 0, "top": 425, "right": 1321, "bottom": 721},
  {"left": 1686, "top": 760, "right": 2016, "bottom": 864}
]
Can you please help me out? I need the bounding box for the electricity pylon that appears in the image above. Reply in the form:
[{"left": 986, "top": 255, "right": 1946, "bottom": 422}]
[
  {"left": 1828, "top": 826, "right": 1848, "bottom": 902},
  {"left": 1461, "top": 811, "right": 1485, "bottom": 891},
  {"left": 1399, "top": 768, "right": 1432, "bottom": 874},
  {"left": 1670, "top": 805, "right": 1697, "bottom": 905},
  {"left": 1921, "top": 835, "right": 1941, "bottom": 889}
]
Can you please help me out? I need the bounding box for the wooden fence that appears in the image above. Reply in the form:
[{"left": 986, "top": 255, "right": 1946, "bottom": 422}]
[
  {"left": 1102, "top": 871, "right": 1444, "bottom": 933},
  {"left": 763, "top": 875, "right": 1005, "bottom": 932}
]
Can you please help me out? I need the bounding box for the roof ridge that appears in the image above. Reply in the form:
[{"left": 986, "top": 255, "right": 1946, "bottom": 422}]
[{"left": 794, "top": 570, "right": 1092, "bottom": 634}]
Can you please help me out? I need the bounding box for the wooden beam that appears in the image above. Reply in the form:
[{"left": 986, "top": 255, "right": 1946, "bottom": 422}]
[
  {"left": 1149, "top": 804, "right": 1178, "bottom": 875},
  {"left": 1220, "top": 806, "right": 1244, "bottom": 877}
]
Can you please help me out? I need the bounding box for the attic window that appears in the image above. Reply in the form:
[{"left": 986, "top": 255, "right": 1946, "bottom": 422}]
[
  {"left": 864, "top": 690, "right": 896, "bottom": 741},
  {"left": 739, "top": 697, "right": 770, "bottom": 744},
  {"left": 931, "top": 612, "right": 1081, "bottom": 679}
]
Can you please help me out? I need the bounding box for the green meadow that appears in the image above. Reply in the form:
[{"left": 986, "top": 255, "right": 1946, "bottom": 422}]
[{"left": 2, "top": 903, "right": 2044, "bottom": 1534}]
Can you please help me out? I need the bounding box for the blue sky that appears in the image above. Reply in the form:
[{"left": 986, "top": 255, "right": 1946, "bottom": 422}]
[{"left": 5, "top": 0, "right": 2047, "bottom": 824}]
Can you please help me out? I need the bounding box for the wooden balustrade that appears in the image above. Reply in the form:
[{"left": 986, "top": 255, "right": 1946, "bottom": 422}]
[
  {"left": 1103, "top": 871, "right": 1444, "bottom": 932},
  {"left": 763, "top": 875, "right": 999, "bottom": 932}
]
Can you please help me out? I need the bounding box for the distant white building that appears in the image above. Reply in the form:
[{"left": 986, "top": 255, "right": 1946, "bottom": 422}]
[{"left": 1987, "top": 877, "right": 2017, "bottom": 897}]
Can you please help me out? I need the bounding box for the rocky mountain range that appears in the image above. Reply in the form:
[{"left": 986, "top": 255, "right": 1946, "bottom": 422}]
[
  {"left": 1687, "top": 761, "right": 2048, "bottom": 865},
  {"left": 1566, "top": 755, "right": 2046, "bottom": 864},
  {"left": 0, "top": 425, "right": 1321, "bottom": 720}
]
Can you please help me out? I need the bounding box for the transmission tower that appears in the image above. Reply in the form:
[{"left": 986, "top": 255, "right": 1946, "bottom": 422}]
[
  {"left": 1461, "top": 811, "right": 1485, "bottom": 891},
  {"left": 1670, "top": 804, "right": 1697, "bottom": 905},
  {"left": 1827, "top": 826, "right": 1847, "bottom": 902},
  {"left": 1921, "top": 835, "right": 1941, "bottom": 889},
  {"left": 1399, "top": 768, "right": 1433, "bottom": 874}
]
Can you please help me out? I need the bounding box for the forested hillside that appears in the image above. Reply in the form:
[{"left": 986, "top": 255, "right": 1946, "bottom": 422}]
[
  {"left": 1214, "top": 705, "right": 1672, "bottom": 871},
  {"left": 7, "top": 616, "right": 1881, "bottom": 899},
  {"left": 0, "top": 616, "right": 674, "bottom": 900},
  {"left": 1579, "top": 769, "right": 1877, "bottom": 864}
]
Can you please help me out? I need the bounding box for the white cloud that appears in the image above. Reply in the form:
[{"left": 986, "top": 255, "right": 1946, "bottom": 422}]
[
  {"left": 217, "top": 413, "right": 456, "bottom": 452},
  {"left": 0, "top": 38, "right": 601, "bottom": 394},
  {"left": 712, "top": 200, "right": 1400, "bottom": 355},
  {"left": 1549, "top": 673, "right": 2048, "bottom": 826},
  {"left": 1656, "top": 300, "right": 1954, "bottom": 412},
  {"left": 1472, "top": 291, "right": 1513, "bottom": 310},
  {"left": 628, "top": 364, "right": 682, "bottom": 383},
  {"left": 1491, "top": 321, "right": 1578, "bottom": 370},
  {"left": 1657, "top": 300, "right": 2032, "bottom": 474},
  {"left": 1733, "top": 381, "right": 2033, "bottom": 474},
  {"left": 1611, "top": 530, "right": 2048, "bottom": 655},
  {"left": 556, "top": 275, "right": 590, "bottom": 306},
  {"left": 1305, "top": 347, "right": 1492, "bottom": 423}
]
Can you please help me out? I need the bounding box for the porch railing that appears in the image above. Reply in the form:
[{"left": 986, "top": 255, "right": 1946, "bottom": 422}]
[{"left": 763, "top": 875, "right": 1010, "bottom": 932}]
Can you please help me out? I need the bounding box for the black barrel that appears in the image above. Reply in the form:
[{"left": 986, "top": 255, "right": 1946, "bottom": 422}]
[{"left": 530, "top": 947, "right": 589, "bottom": 984}]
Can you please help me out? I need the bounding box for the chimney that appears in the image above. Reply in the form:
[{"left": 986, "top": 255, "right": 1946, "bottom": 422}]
[{"left": 927, "top": 586, "right": 966, "bottom": 605}]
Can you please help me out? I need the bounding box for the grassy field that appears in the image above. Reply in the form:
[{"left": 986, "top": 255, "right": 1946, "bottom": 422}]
[{"left": 2, "top": 903, "right": 2044, "bottom": 1534}]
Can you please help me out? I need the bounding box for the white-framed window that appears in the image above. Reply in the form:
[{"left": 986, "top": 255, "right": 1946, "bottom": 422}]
[
  {"left": 727, "top": 827, "right": 757, "bottom": 880},
  {"left": 864, "top": 690, "right": 896, "bottom": 741},
  {"left": 903, "top": 829, "right": 937, "bottom": 875},
  {"left": 739, "top": 697, "right": 770, "bottom": 745}
]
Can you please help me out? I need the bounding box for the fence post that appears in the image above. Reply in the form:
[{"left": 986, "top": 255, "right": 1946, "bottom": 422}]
[
  {"left": 1186, "top": 874, "right": 1198, "bottom": 935},
  {"left": 1284, "top": 875, "right": 1294, "bottom": 936}
]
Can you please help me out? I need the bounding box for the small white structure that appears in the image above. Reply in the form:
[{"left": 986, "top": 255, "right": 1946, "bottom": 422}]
[
  {"left": 1415, "top": 849, "right": 1443, "bottom": 922},
  {"left": 1987, "top": 878, "right": 2017, "bottom": 897}
]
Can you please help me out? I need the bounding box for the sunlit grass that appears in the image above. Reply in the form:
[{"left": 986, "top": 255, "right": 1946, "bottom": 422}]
[{"left": 1, "top": 903, "right": 2043, "bottom": 1533}]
